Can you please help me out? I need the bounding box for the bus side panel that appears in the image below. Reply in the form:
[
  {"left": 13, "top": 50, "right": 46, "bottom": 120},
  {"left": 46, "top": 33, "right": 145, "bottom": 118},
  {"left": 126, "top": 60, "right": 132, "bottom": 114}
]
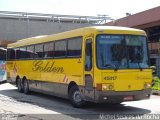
[
  {"left": 13, "top": 58, "right": 83, "bottom": 97},
  {"left": 40, "top": 59, "right": 83, "bottom": 97}
]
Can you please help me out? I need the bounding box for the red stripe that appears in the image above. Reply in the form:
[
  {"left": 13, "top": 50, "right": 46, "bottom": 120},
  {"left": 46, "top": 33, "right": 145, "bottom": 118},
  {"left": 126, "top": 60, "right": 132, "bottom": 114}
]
[
  {"left": 13, "top": 64, "right": 17, "bottom": 75},
  {"left": 63, "top": 75, "right": 68, "bottom": 83}
]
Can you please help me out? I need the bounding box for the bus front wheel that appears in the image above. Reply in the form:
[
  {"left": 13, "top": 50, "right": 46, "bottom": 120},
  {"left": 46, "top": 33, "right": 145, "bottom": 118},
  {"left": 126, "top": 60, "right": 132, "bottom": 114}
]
[
  {"left": 69, "top": 85, "right": 86, "bottom": 108},
  {"left": 17, "top": 78, "right": 23, "bottom": 93},
  {"left": 23, "top": 78, "right": 30, "bottom": 94}
]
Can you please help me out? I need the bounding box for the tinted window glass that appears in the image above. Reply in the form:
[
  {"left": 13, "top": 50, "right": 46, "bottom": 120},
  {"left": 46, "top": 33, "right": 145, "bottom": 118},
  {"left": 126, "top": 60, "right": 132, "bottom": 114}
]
[
  {"left": 35, "top": 44, "right": 45, "bottom": 58},
  {"left": 15, "top": 48, "right": 20, "bottom": 59},
  {"left": 67, "top": 37, "right": 82, "bottom": 57},
  {"left": 44, "top": 42, "right": 54, "bottom": 58},
  {"left": 85, "top": 39, "right": 92, "bottom": 71},
  {"left": 7, "top": 49, "right": 15, "bottom": 60},
  {"left": 19, "top": 47, "right": 26, "bottom": 59},
  {"left": 0, "top": 49, "right": 6, "bottom": 60},
  {"left": 54, "top": 41, "right": 66, "bottom": 58},
  {"left": 26, "top": 46, "right": 34, "bottom": 59},
  {"left": 96, "top": 35, "right": 149, "bottom": 69}
]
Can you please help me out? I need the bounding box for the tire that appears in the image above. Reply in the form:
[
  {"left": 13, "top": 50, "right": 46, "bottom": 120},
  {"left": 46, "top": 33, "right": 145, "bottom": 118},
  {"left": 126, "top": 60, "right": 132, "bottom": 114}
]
[
  {"left": 69, "top": 85, "right": 86, "bottom": 108},
  {"left": 17, "top": 78, "right": 23, "bottom": 92},
  {"left": 23, "top": 78, "right": 30, "bottom": 94}
]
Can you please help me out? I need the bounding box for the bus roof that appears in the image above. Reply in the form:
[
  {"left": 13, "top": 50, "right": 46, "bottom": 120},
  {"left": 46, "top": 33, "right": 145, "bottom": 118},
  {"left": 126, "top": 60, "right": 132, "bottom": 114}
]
[
  {"left": 0, "top": 47, "right": 7, "bottom": 51},
  {"left": 7, "top": 26, "right": 146, "bottom": 48}
]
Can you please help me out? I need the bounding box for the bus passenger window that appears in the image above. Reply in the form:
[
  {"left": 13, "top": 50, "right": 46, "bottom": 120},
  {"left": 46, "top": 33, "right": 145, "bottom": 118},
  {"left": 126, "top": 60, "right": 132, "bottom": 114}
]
[
  {"left": 67, "top": 37, "right": 82, "bottom": 57},
  {"left": 54, "top": 41, "right": 67, "bottom": 58},
  {"left": 0, "top": 51, "right": 6, "bottom": 61},
  {"left": 35, "top": 44, "right": 45, "bottom": 58},
  {"left": 85, "top": 39, "right": 92, "bottom": 71},
  {"left": 15, "top": 48, "right": 20, "bottom": 59},
  {"left": 7, "top": 49, "right": 15, "bottom": 60},
  {"left": 26, "top": 46, "right": 34, "bottom": 59},
  {"left": 44, "top": 42, "right": 54, "bottom": 58},
  {"left": 19, "top": 47, "right": 26, "bottom": 59}
]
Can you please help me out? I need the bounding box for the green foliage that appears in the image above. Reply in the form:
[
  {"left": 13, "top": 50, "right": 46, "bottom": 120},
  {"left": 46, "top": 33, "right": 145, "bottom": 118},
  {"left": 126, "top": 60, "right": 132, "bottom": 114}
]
[{"left": 152, "top": 76, "right": 160, "bottom": 90}]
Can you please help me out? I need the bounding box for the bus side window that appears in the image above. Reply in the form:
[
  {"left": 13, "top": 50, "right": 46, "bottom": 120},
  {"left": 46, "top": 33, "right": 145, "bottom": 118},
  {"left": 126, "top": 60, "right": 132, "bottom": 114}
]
[
  {"left": 35, "top": 44, "right": 45, "bottom": 59},
  {"left": 26, "top": 46, "right": 34, "bottom": 59},
  {"left": 44, "top": 42, "right": 54, "bottom": 58},
  {"left": 7, "top": 49, "right": 15, "bottom": 60},
  {"left": 54, "top": 40, "right": 67, "bottom": 58},
  {"left": 15, "top": 48, "right": 20, "bottom": 59},
  {"left": 67, "top": 37, "right": 82, "bottom": 57},
  {"left": 85, "top": 39, "right": 92, "bottom": 71},
  {"left": 19, "top": 47, "right": 26, "bottom": 59},
  {"left": 0, "top": 49, "right": 6, "bottom": 61}
]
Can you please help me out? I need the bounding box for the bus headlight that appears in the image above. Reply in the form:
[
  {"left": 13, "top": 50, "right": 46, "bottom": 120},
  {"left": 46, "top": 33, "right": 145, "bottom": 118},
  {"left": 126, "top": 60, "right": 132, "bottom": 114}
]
[
  {"left": 108, "top": 84, "right": 113, "bottom": 90},
  {"left": 102, "top": 84, "right": 114, "bottom": 90},
  {"left": 103, "top": 85, "right": 107, "bottom": 90},
  {"left": 144, "top": 83, "right": 151, "bottom": 89}
]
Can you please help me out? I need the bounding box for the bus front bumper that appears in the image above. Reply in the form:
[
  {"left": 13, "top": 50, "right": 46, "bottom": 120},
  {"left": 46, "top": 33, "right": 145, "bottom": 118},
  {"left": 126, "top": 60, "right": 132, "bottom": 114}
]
[{"left": 94, "top": 88, "right": 152, "bottom": 103}]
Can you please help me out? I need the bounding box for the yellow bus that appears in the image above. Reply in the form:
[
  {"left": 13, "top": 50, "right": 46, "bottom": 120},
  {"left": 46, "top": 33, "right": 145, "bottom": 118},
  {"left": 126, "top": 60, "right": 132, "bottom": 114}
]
[{"left": 7, "top": 26, "right": 152, "bottom": 107}]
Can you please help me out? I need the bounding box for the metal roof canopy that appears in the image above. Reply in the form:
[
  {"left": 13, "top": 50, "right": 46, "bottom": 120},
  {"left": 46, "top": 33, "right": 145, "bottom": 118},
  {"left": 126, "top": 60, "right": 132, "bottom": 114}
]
[{"left": 0, "top": 11, "right": 113, "bottom": 24}]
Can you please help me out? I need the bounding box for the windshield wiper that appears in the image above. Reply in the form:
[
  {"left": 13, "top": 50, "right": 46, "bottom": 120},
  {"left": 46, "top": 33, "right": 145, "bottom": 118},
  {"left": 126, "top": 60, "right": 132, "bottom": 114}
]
[{"left": 104, "top": 64, "right": 119, "bottom": 71}]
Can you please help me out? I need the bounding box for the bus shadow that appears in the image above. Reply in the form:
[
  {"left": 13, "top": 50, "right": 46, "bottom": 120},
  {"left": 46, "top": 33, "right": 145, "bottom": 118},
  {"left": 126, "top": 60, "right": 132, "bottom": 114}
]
[{"left": 0, "top": 84, "right": 151, "bottom": 120}]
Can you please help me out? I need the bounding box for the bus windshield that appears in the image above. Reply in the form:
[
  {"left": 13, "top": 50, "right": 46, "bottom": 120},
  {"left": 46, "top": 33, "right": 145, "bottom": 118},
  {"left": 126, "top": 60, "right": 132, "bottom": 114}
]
[{"left": 96, "top": 35, "right": 149, "bottom": 69}]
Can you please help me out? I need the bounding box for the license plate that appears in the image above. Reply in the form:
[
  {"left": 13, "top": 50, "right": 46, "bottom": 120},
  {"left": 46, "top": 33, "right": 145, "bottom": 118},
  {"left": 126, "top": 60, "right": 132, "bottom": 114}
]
[{"left": 123, "top": 96, "right": 133, "bottom": 101}]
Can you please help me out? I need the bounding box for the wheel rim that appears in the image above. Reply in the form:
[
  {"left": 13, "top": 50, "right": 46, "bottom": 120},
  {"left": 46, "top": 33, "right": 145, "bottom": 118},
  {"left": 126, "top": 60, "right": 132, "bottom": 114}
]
[{"left": 73, "top": 91, "right": 82, "bottom": 103}]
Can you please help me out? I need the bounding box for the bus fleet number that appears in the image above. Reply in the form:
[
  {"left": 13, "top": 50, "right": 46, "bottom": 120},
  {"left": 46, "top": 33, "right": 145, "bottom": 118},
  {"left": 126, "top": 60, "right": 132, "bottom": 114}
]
[{"left": 104, "top": 76, "right": 117, "bottom": 80}]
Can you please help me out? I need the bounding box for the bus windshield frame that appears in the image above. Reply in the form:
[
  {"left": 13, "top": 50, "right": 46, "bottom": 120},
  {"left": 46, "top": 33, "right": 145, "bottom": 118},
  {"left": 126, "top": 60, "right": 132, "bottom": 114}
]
[{"left": 96, "top": 34, "right": 150, "bottom": 70}]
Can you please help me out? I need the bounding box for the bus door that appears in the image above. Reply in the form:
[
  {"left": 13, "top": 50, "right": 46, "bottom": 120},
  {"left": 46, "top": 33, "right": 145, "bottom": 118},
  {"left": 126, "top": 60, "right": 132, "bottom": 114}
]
[{"left": 84, "top": 37, "right": 94, "bottom": 100}]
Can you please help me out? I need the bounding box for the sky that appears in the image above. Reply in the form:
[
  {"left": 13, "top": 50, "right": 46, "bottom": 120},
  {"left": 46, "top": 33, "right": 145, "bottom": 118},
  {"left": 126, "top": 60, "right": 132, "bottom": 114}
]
[{"left": 0, "top": 0, "right": 160, "bottom": 20}]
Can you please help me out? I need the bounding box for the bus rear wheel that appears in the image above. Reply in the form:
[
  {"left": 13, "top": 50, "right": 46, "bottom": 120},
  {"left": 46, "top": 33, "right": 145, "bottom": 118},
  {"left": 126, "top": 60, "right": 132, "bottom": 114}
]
[
  {"left": 69, "top": 85, "right": 86, "bottom": 108},
  {"left": 17, "top": 78, "right": 23, "bottom": 92},
  {"left": 23, "top": 78, "right": 30, "bottom": 94}
]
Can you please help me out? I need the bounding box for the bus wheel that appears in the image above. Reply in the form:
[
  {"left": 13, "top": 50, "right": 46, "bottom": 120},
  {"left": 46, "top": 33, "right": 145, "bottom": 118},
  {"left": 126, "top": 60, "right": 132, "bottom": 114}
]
[
  {"left": 23, "top": 78, "right": 30, "bottom": 94},
  {"left": 17, "top": 78, "right": 23, "bottom": 93},
  {"left": 69, "top": 85, "right": 86, "bottom": 108}
]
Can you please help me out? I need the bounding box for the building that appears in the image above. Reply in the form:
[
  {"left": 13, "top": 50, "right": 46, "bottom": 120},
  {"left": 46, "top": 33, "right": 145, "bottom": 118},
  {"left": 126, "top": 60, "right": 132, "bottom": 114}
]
[
  {"left": 106, "top": 6, "right": 160, "bottom": 75},
  {"left": 0, "top": 11, "right": 111, "bottom": 47}
]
